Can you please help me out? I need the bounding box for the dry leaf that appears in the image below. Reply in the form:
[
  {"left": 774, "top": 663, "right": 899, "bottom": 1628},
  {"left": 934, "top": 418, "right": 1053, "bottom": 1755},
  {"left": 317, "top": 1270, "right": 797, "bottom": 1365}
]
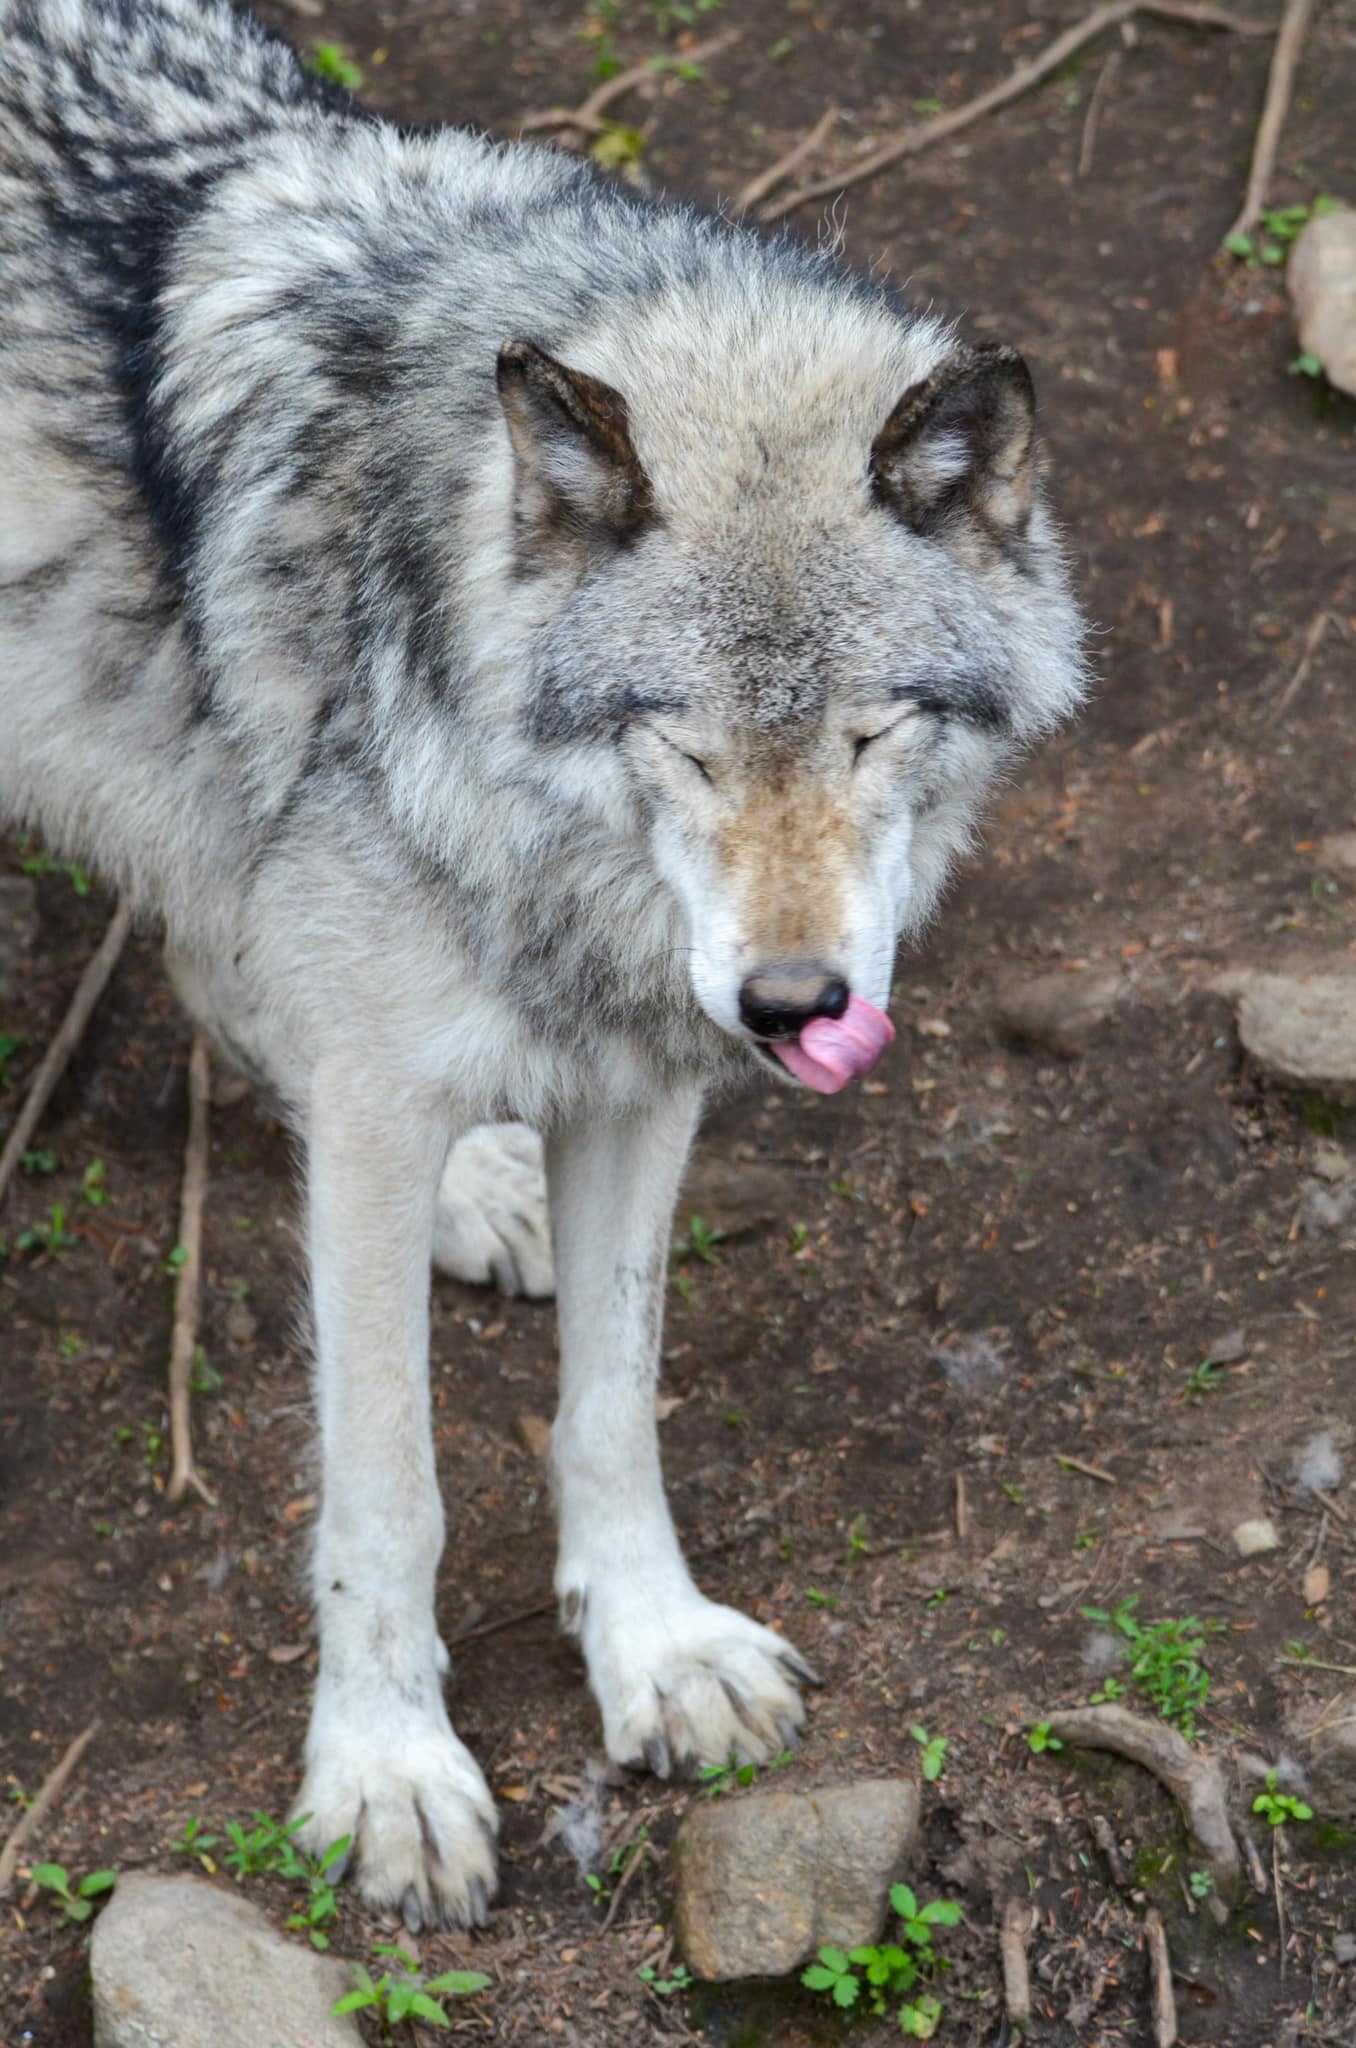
[
  {"left": 1303, "top": 1563, "right": 1330, "bottom": 1605},
  {"left": 267, "top": 1642, "right": 309, "bottom": 1665},
  {"left": 515, "top": 1413, "right": 552, "bottom": 1459}
]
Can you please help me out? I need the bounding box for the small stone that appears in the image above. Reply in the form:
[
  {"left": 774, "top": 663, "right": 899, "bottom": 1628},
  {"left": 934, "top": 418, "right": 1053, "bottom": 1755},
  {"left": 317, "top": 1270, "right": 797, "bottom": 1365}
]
[
  {"left": 1289, "top": 207, "right": 1356, "bottom": 398},
  {"left": 223, "top": 1302, "right": 257, "bottom": 1344},
  {"left": 1206, "top": 1328, "right": 1249, "bottom": 1366},
  {"left": 1213, "top": 966, "right": 1356, "bottom": 1094},
  {"left": 1333, "top": 1932, "right": 1356, "bottom": 1966},
  {"left": 1294, "top": 1429, "right": 1345, "bottom": 1496},
  {"left": 515, "top": 1411, "right": 552, "bottom": 1459},
  {"left": 673, "top": 1779, "right": 920, "bottom": 1982},
  {"left": 1318, "top": 831, "right": 1356, "bottom": 880},
  {"left": 993, "top": 970, "right": 1122, "bottom": 1059},
  {"left": 1312, "top": 1141, "right": 1351, "bottom": 1183},
  {"left": 1233, "top": 1517, "right": 1281, "bottom": 1558},
  {"left": 1304, "top": 1564, "right": 1331, "bottom": 1605},
  {"left": 92, "top": 1871, "right": 360, "bottom": 2048}
]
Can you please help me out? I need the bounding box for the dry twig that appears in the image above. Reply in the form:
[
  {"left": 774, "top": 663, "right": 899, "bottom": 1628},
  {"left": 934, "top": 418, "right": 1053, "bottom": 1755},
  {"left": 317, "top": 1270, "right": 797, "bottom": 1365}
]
[
  {"left": 1268, "top": 608, "right": 1332, "bottom": 724},
  {"left": 517, "top": 29, "right": 738, "bottom": 143},
  {"left": 1226, "top": 0, "right": 1317, "bottom": 242},
  {"left": 735, "top": 103, "right": 838, "bottom": 214},
  {"left": 1043, "top": 1704, "right": 1240, "bottom": 1885},
  {"left": 600, "top": 1837, "right": 655, "bottom": 1934},
  {"left": 1056, "top": 1451, "right": 1117, "bottom": 1484},
  {"left": 954, "top": 1470, "right": 970, "bottom": 1542},
  {"left": 1091, "top": 1811, "right": 1131, "bottom": 1884},
  {"left": 0, "top": 1721, "right": 100, "bottom": 1894},
  {"left": 1078, "top": 45, "right": 1123, "bottom": 176},
  {"left": 0, "top": 898, "right": 132, "bottom": 1205},
  {"left": 166, "top": 1032, "right": 218, "bottom": 1507},
  {"left": 1144, "top": 1906, "right": 1178, "bottom": 2046},
  {"left": 999, "top": 1895, "right": 1033, "bottom": 2026},
  {"left": 763, "top": 2, "right": 1274, "bottom": 220}
]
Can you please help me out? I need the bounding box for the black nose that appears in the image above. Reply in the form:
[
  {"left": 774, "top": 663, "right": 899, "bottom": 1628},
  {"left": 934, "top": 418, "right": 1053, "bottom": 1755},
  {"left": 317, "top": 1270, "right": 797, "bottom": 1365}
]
[{"left": 739, "top": 964, "right": 850, "bottom": 1040}]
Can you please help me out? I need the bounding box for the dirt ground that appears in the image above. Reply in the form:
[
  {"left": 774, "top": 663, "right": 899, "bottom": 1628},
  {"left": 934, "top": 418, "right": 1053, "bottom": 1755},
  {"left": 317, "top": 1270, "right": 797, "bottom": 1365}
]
[{"left": 3, "top": 3, "right": 1356, "bottom": 2044}]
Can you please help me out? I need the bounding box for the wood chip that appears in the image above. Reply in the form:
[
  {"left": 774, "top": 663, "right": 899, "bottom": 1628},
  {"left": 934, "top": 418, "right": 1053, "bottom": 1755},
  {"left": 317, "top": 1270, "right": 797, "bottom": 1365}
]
[{"left": 515, "top": 1413, "right": 553, "bottom": 1459}]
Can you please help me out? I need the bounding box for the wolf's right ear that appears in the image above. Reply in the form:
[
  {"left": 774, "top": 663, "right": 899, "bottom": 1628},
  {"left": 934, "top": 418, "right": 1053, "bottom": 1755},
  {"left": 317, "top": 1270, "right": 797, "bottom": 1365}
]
[
  {"left": 869, "top": 343, "right": 1036, "bottom": 543},
  {"left": 496, "top": 339, "right": 655, "bottom": 548}
]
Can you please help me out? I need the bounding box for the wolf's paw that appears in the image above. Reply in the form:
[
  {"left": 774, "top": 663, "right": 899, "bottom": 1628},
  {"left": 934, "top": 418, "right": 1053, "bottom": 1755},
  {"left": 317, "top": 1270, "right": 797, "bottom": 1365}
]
[
  {"left": 294, "top": 1693, "right": 498, "bottom": 1931},
  {"left": 433, "top": 1123, "right": 554, "bottom": 1298},
  {"left": 578, "top": 1584, "right": 815, "bottom": 1778}
]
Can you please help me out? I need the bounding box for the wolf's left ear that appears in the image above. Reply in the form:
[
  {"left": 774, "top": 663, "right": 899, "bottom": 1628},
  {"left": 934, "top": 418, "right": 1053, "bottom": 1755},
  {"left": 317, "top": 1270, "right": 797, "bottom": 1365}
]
[
  {"left": 869, "top": 343, "right": 1036, "bottom": 541},
  {"left": 497, "top": 339, "right": 654, "bottom": 546}
]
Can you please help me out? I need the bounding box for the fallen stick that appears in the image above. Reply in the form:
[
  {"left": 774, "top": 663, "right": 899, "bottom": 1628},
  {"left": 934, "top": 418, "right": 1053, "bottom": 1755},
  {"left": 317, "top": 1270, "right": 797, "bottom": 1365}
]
[
  {"left": 1077, "top": 44, "right": 1123, "bottom": 177},
  {"left": 763, "top": 2, "right": 1275, "bottom": 220},
  {"left": 600, "top": 1837, "right": 655, "bottom": 1934},
  {"left": 1273, "top": 1823, "right": 1287, "bottom": 1979},
  {"left": 1043, "top": 1704, "right": 1240, "bottom": 1886},
  {"left": 1144, "top": 1906, "right": 1178, "bottom": 2047},
  {"left": 999, "top": 1895, "right": 1033, "bottom": 2027},
  {"left": 0, "top": 898, "right": 132, "bottom": 1205},
  {"left": 954, "top": 1470, "right": 970, "bottom": 1542},
  {"left": 518, "top": 29, "right": 738, "bottom": 142},
  {"left": 1056, "top": 1451, "right": 1117, "bottom": 1484},
  {"left": 735, "top": 103, "right": 838, "bottom": 214},
  {"left": 1268, "top": 609, "right": 1333, "bottom": 724},
  {"left": 1310, "top": 1486, "right": 1351, "bottom": 1526},
  {"left": 166, "top": 1032, "right": 218, "bottom": 1507},
  {"left": 1226, "top": 0, "right": 1317, "bottom": 242},
  {"left": 0, "top": 1720, "right": 100, "bottom": 1894}
]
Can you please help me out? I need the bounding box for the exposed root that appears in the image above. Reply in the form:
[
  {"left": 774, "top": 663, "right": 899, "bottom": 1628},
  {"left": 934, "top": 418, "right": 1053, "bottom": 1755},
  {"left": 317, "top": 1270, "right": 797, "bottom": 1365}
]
[
  {"left": 0, "top": 1721, "right": 100, "bottom": 1894},
  {"left": 1144, "top": 1906, "right": 1178, "bottom": 2046},
  {"left": 517, "top": 29, "right": 738, "bottom": 146},
  {"left": 166, "top": 1031, "right": 218, "bottom": 1508},
  {"left": 0, "top": 898, "right": 132, "bottom": 1204},
  {"left": 1226, "top": 0, "right": 1317, "bottom": 243},
  {"left": 1043, "top": 1704, "right": 1240, "bottom": 1887},
  {"left": 999, "top": 1895, "right": 1033, "bottom": 2027}
]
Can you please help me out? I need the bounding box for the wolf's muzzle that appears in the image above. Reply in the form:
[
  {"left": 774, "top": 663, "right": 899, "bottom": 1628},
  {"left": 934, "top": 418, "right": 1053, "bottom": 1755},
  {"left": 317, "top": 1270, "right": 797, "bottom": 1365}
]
[{"left": 738, "top": 965, "right": 850, "bottom": 1042}]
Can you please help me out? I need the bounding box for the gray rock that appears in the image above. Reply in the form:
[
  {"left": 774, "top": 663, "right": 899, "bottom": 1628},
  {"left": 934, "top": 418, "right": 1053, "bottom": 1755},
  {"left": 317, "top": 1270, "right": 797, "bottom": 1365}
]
[
  {"left": 1318, "top": 831, "right": 1356, "bottom": 880},
  {"left": 0, "top": 873, "right": 38, "bottom": 1005},
  {"left": 993, "top": 969, "right": 1122, "bottom": 1058},
  {"left": 673, "top": 1778, "right": 919, "bottom": 1982},
  {"left": 1289, "top": 207, "right": 1356, "bottom": 397},
  {"left": 1291, "top": 1689, "right": 1356, "bottom": 1822},
  {"left": 1233, "top": 1517, "right": 1281, "bottom": 1558},
  {"left": 92, "top": 1871, "right": 361, "bottom": 2048},
  {"left": 1214, "top": 966, "right": 1356, "bottom": 1094}
]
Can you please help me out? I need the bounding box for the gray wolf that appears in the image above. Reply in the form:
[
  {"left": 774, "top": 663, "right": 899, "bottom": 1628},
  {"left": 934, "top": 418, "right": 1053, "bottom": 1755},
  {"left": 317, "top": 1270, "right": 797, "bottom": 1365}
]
[{"left": 0, "top": 0, "right": 1084, "bottom": 1929}]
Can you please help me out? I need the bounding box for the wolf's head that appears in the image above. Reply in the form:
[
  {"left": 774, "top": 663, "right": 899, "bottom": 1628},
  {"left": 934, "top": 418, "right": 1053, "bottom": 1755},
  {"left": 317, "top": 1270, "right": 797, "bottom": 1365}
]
[{"left": 492, "top": 274, "right": 1083, "bottom": 1084}]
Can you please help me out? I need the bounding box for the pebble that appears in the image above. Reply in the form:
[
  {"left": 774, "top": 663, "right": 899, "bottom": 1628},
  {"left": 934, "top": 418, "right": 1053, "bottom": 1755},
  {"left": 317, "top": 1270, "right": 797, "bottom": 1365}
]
[
  {"left": 1213, "top": 966, "right": 1356, "bottom": 1094},
  {"left": 1233, "top": 1518, "right": 1281, "bottom": 1558}
]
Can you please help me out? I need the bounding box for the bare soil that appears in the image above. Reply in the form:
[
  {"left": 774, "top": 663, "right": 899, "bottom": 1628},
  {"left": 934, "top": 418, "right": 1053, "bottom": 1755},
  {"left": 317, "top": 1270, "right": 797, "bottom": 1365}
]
[{"left": 3, "top": 4, "right": 1355, "bottom": 2045}]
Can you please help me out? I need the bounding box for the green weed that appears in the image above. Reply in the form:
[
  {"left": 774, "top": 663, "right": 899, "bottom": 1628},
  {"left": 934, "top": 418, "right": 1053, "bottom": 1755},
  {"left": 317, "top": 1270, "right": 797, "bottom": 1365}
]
[
  {"left": 911, "top": 1726, "right": 949, "bottom": 1782},
  {"left": 1253, "top": 1770, "right": 1313, "bottom": 1828},
  {"left": 1081, "top": 1596, "right": 1223, "bottom": 1738},
  {"left": 333, "top": 1944, "right": 490, "bottom": 2027},
  {"left": 1027, "top": 1721, "right": 1064, "bottom": 1755},
  {"left": 305, "top": 41, "right": 363, "bottom": 92},
  {"left": 802, "top": 1882, "right": 960, "bottom": 2035},
  {"left": 30, "top": 1863, "right": 116, "bottom": 1924}
]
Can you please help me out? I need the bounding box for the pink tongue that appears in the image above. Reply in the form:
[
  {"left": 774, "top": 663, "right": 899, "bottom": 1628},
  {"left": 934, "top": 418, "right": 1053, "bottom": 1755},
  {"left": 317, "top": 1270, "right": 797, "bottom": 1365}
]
[{"left": 771, "top": 995, "right": 896, "bottom": 1094}]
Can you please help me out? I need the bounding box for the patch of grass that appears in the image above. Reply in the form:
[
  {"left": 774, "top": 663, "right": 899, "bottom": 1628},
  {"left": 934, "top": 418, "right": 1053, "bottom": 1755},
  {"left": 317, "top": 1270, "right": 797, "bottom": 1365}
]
[
  {"left": 11, "top": 1200, "right": 77, "bottom": 1256},
  {"left": 699, "top": 1749, "right": 795, "bottom": 1798},
  {"left": 0, "top": 1032, "right": 23, "bottom": 1089},
  {"left": 671, "top": 1213, "right": 727, "bottom": 1264},
  {"left": 21, "top": 1147, "right": 56, "bottom": 1175},
  {"left": 1224, "top": 193, "right": 1340, "bottom": 267},
  {"left": 1080, "top": 1595, "right": 1224, "bottom": 1738},
  {"left": 30, "top": 1863, "right": 116, "bottom": 1924},
  {"left": 1182, "top": 1355, "right": 1224, "bottom": 1400},
  {"left": 333, "top": 1944, "right": 490, "bottom": 2027}
]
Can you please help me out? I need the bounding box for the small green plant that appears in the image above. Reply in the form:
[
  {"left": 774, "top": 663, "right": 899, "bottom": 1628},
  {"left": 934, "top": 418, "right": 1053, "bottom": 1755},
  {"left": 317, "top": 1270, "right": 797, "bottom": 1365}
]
[
  {"left": 1088, "top": 1674, "right": 1124, "bottom": 1704},
  {"left": 164, "top": 1242, "right": 188, "bottom": 1275},
  {"left": 1073, "top": 1529, "right": 1098, "bottom": 1550},
  {"left": 1001, "top": 1480, "right": 1026, "bottom": 1505},
  {"left": 828, "top": 1174, "right": 863, "bottom": 1201},
  {"left": 21, "top": 1148, "right": 56, "bottom": 1175},
  {"left": 1182, "top": 1355, "right": 1223, "bottom": 1400},
  {"left": 1028, "top": 1721, "right": 1064, "bottom": 1755},
  {"left": 221, "top": 1809, "right": 311, "bottom": 1881},
  {"left": 911, "top": 1726, "right": 949, "bottom": 1782},
  {"left": 189, "top": 1348, "right": 224, "bottom": 1395},
  {"left": 1081, "top": 1596, "right": 1223, "bottom": 1738},
  {"left": 1253, "top": 1770, "right": 1314, "bottom": 1828},
  {"left": 699, "top": 1749, "right": 794, "bottom": 1797},
  {"left": 1188, "top": 1869, "right": 1214, "bottom": 1900},
  {"left": 802, "top": 1883, "right": 960, "bottom": 2033},
  {"left": 804, "top": 1586, "right": 837, "bottom": 1609},
  {"left": 671, "top": 1214, "right": 726, "bottom": 1264},
  {"left": 333, "top": 1944, "right": 490, "bottom": 2026},
  {"left": 81, "top": 1158, "right": 106, "bottom": 1206},
  {"left": 305, "top": 41, "right": 363, "bottom": 92},
  {"left": 171, "top": 1817, "right": 218, "bottom": 1863},
  {"left": 286, "top": 1834, "right": 350, "bottom": 1949},
  {"left": 1289, "top": 351, "right": 1325, "bottom": 378},
  {"left": 1224, "top": 194, "right": 1340, "bottom": 266},
  {"left": 17, "top": 841, "right": 91, "bottom": 894},
  {"left": 0, "top": 1032, "right": 24, "bottom": 1089},
  {"left": 14, "top": 1200, "right": 76, "bottom": 1254},
  {"left": 639, "top": 1961, "right": 694, "bottom": 1996},
  {"left": 30, "top": 1863, "right": 116, "bottom": 1924},
  {"left": 845, "top": 1512, "right": 870, "bottom": 1562},
  {"left": 608, "top": 1825, "right": 650, "bottom": 1877},
  {"left": 788, "top": 1222, "right": 809, "bottom": 1253}
]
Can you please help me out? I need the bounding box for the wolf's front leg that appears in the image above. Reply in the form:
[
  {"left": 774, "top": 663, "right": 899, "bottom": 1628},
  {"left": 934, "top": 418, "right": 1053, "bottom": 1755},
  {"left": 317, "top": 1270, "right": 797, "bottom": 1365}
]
[
  {"left": 547, "top": 1091, "right": 813, "bottom": 1776},
  {"left": 293, "top": 1065, "right": 497, "bottom": 1929}
]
